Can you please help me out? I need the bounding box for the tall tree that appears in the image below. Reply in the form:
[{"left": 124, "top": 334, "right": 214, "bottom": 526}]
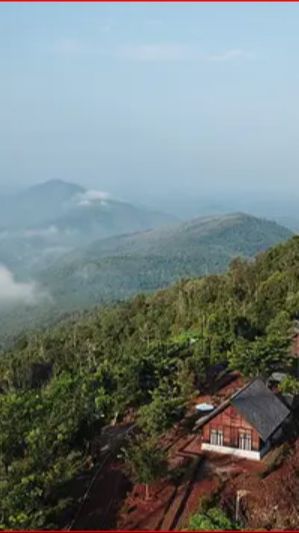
[{"left": 123, "top": 435, "right": 167, "bottom": 500}]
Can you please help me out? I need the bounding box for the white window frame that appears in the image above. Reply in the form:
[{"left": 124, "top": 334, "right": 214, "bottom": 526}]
[
  {"left": 210, "top": 428, "right": 224, "bottom": 446},
  {"left": 239, "top": 430, "right": 252, "bottom": 450}
]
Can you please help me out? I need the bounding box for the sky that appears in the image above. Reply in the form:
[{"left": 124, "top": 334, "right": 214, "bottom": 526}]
[{"left": 1, "top": 2, "right": 299, "bottom": 211}]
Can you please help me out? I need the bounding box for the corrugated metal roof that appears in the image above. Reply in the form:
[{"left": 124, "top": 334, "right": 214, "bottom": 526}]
[
  {"left": 231, "top": 378, "right": 290, "bottom": 441},
  {"left": 195, "top": 378, "right": 290, "bottom": 442}
]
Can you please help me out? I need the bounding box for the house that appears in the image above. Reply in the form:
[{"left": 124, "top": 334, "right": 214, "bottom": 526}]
[{"left": 195, "top": 378, "right": 290, "bottom": 461}]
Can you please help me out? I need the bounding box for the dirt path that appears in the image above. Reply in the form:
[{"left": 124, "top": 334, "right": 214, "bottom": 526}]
[
  {"left": 73, "top": 462, "right": 131, "bottom": 530},
  {"left": 159, "top": 456, "right": 204, "bottom": 530},
  {"left": 70, "top": 373, "right": 249, "bottom": 530},
  {"left": 69, "top": 424, "right": 134, "bottom": 530}
]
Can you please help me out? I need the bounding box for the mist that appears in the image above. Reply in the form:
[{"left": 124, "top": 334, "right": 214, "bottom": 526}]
[
  {"left": 0, "top": 264, "right": 50, "bottom": 306},
  {"left": 1, "top": 3, "right": 299, "bottom": 210}
]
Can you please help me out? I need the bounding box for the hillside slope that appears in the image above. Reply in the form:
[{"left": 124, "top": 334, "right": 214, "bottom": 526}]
[
  {"left": 0, "top": 180, "right": 178, "bottom": 274},
  {"left": 0, "top": 236, "right": 298, "bottom": 529},
  {"left": 0, "top": 213, "right": 292, "bottom": 346},
  {"left": 39, "top": 213, "right": 292, "bottom": 307}
]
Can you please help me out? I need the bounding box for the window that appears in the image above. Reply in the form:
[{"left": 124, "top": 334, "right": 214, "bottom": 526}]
[
  {"left": 210, "top": 428, "right": 223, "bottom": 446},
  {"left": 239, "top": 430, "right": 252, "bottom": 450}
]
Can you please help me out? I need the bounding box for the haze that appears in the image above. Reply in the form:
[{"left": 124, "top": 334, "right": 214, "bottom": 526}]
[{"left": 1, "top": 2, "right": 299, "bottom": 216}]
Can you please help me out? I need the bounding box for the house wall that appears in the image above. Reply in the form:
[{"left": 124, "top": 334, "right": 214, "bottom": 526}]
[
  {"left": 201, "top": 440, "right": 270, "bottom": 461},
  {"left": 201, "top": 404, "right": 261, "bottom": 451}
]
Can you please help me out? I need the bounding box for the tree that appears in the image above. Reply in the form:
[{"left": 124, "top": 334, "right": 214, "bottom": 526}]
[
  {"left": 123, "top": 435, "right": 167, "bottom": 500},
  {"left": 137, "top": 381, "right": 184, "bottom": 436},
  {"left": 187, "top": 506, "right": 236, "bottom": 530},
  {"left": 278, "top": 375, "right": 299, "bottom": 395},
  {"left": 0, "top": 236, "right": 298, "bottom": 527},
  {"left": 228, "top": 329, "right": 293, "bottom": 378}
]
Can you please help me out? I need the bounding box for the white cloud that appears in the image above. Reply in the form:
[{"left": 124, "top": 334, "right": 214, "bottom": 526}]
[
  {"left": 116, "top": 43, "right": 250, "bottom": 63},
  {"left": 207, "top": 49, "right": 251, "bottom": 62},
  {"left": 24, "top": 225, "right": 59, "bottom": 238},
  {"left": 51, "top": 38, "right": 250, "bottom": 64},
  {"left": 75, "top": 190, "right": 110, "bottom": 207},
  {"left": 118, "top": 44, "right": 190, "bottom": 62},
  {"left": 0, "top": 265, "right": 50, "bottom": 305}
]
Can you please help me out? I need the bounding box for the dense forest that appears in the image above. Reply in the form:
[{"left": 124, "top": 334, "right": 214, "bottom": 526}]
[
  {"left": 0, "top": 212, "right": 292, "bottom": 346},
  {"left": 0, "top": 236, "right": 298, "bottom": 529}
]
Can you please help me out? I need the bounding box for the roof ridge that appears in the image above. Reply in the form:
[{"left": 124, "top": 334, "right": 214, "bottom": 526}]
[
  {"left": 194, "top": 378, "right": 255, "bottom": 430},
  {"left": 229, "top": 376, "right": 260, "bottom": 401}
]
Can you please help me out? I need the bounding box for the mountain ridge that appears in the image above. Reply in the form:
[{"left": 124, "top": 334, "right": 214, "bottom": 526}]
[
  {"left": 0, "top": 206, "right": 293, "bottom": 345},
  {"left": 0, "top": 179, "right": 179, "bottom": 274},
  {"left": 31, "top": 211, "right": 293, "bottom": 322}
]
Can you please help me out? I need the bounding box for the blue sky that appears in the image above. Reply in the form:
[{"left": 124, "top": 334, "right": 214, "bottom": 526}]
[{"left": 1, "top": 3, "right": 299, "bottom": 207}]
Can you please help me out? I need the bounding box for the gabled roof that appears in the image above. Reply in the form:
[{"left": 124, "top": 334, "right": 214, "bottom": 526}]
[
  {"left": 231, "top": 378, "right": 290, "bottom": 442},
  {"left": 195, "top": 378, "right": 290, "bottom": 442}
]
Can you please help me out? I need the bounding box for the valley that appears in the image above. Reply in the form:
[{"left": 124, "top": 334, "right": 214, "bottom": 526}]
[{"left": 0, "top": 180, "right": 294, "bottom": 345}]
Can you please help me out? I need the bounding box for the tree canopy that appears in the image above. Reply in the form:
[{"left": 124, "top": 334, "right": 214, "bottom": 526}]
[{"left": 0, "top": 236, "right": 298, "bottom": 528}]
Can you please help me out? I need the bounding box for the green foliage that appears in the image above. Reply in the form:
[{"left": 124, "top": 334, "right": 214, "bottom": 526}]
[
  {"left": 187, "top": 506, "right": 236, "bottom": 530},
  {"left": 278, "top": 375, "right": 299, "bottom": 395},
  {"left": 0, "top": 213, "right": 292, "bottom": 345},
  {"left": 137, "top": 382, "right": 185, "bottom": 436},
  {"left": 0, "top": 236, "right": 298, "bottom": 527},
  {"left": 228, "top": 333, "right": 292, "bottom": 378},
  {"left": 123, "top": 435, "right": 167, "bottom": 498}
]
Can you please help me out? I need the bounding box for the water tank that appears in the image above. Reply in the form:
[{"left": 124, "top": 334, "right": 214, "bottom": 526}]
[{"left": 195, "top": 402, "right": 214, "bottom": 413}]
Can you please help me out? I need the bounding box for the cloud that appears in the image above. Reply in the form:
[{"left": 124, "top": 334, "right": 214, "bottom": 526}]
[
  {"left": 51, "top": 38, "right": 250, "bottom": 64},
  {"left": 118, "top": 44, "right": 190, "bottom": 62},
  {"left": 0, "top": 265, "right": 50, "bottom": 306},
  {"left": 75, "top": 190, "right": 110, "bottom": 207},
  {"left": 116, "top": 44, "right": 250, "bottom": 63},
  {"left": 207, "top": 49, "right": 251, "bottom": 62},
  {"left": 23, "top": 225, "right": 59, "bottom": 238}
]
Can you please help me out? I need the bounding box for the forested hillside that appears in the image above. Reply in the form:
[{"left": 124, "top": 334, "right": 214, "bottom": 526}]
[
  {"left": 0, "top": 236, "right": 298, "bottom": 529},
  {"left": 40, "top": 212, "right": 292, "bottom": 307},
  {"left": 0, "top": 212, "right": 292, "bottom": 346},
  {"left": 0, "top": 179, "right": 177, "bottom": 276}
]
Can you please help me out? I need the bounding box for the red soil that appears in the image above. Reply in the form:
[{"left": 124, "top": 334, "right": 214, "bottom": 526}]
[
  {"left": 73, "top": 461, "right": 132, "bottom": 530},
  {"left": 72, "top": 373, "right": 297, "bottom": 530},
  {"left": 220, "top": 439, "right": 299, "bottom": 529}
]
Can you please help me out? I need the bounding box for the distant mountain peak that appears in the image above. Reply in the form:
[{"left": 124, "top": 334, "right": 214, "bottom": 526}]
[{"left": 28, "top": 179, "right": 85, "bottom": 194}]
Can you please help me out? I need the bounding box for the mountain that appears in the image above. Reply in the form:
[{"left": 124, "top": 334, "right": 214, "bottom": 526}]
[
  {"left": 0, "top": 179, "right": 84, "bottom": 229},
  {"left": 0, "top": 211, "right": 292, "bottom": 345},
  {"left": 44, "top": 198, "right": 177, "bottom": 242},
  {"left": 39, "top": 212, "right": 292, "bottom": 307},
  {"left": 0, "top": 180, "right": 178, "bottom": 274}
]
